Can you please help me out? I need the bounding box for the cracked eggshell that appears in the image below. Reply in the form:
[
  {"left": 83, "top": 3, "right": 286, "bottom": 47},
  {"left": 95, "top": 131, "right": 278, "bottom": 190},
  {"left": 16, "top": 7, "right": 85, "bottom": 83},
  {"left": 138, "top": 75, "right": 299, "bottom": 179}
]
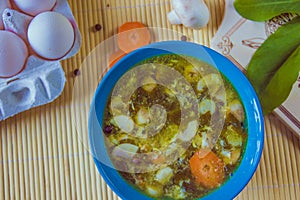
[
  {"left": 13, "top": 0, "right": 56, "bottom": 16},
  {"left": 0, "top": 0, "right": 11, "bottom": 29},
  {"left": 27, "top": 11, "right": 75, "bottom": 60},
  {"left": 0, "top": 30, "right": 28, "bottom": 77}
]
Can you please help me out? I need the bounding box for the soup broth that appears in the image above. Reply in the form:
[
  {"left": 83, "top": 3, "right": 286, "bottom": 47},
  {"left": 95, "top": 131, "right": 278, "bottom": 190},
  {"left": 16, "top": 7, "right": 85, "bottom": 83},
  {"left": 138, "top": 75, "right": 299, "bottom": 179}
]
[{"left": 102, "top": 54, "right": 247, "bottom": 199}]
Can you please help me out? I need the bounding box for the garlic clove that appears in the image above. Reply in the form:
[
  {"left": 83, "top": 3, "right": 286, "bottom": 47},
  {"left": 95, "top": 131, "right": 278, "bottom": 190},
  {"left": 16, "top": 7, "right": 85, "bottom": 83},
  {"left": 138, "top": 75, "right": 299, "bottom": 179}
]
[
  {"left": 114, "top": 115, "right": 134, "bottom": 133},
  {"left": 229, "top": 99, "right": 245, "bottom": 122},
  {"left": 155, "top": 167, "right": 174, "bottom": 184},
  {"left": 168, "top": 0, "right": 210, "bottom": 29},
  {"left": 167, "top": 10, "right": 181, "bottom": 24},
  {"left": 112, "top": 143, "right": 139, "bottom": 159}
]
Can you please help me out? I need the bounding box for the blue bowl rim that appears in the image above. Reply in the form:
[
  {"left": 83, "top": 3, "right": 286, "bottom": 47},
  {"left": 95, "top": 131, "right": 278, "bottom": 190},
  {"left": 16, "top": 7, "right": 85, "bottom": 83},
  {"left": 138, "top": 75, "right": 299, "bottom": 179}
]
[{"left": 88, "top": 41, "right": 264, "bottom": 200}]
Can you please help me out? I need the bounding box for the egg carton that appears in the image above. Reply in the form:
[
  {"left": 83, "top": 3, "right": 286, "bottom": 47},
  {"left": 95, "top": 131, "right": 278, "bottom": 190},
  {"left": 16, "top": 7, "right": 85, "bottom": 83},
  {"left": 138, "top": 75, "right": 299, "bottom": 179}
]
[{"left": 0, "top": 0, "right": 81, "bottom": 120}]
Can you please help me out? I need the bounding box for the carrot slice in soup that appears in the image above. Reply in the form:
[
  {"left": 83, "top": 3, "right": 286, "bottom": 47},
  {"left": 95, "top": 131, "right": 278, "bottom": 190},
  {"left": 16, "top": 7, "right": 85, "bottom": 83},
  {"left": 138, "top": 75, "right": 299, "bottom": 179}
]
[
  {"left": 109, "top": 49, "right": 127, "bottom": 68},
  {"left": 117, "top": 22, "right": 151, "bottom": 53},
  {"left": 189, "top": 149, "right": 225, "bottom": 189}
]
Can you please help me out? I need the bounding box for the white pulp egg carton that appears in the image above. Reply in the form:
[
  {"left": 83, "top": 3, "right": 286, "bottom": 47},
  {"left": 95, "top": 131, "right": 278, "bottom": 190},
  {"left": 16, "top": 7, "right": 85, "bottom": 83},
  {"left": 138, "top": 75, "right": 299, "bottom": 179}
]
[{"left": 0, "top": 0, "right": 81, "bottom": 120}]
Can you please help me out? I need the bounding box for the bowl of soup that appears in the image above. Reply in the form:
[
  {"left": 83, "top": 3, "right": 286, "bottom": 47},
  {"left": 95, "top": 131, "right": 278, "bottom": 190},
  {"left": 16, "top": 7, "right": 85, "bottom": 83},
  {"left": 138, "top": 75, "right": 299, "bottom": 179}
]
[{"left": 89, "top": 41, "right": 264, "bottom": 199}]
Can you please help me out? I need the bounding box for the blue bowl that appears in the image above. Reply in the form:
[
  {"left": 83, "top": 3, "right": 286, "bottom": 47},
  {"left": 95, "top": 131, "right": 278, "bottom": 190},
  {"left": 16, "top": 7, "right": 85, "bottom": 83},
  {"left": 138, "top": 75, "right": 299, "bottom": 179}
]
[{"left": 89, "top": 41, "right": 264, "bottom": 200}]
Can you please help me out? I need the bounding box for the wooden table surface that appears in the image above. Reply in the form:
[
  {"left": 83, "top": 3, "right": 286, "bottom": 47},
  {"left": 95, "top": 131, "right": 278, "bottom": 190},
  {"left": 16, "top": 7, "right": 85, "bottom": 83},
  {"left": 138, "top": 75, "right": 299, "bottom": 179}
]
[{"left": 1, "top": 0, "right": 299, "bottom": 199}]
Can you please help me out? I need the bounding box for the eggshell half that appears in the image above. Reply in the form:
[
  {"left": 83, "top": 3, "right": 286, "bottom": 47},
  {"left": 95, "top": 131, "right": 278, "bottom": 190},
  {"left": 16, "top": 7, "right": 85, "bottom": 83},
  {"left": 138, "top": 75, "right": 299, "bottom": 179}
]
[
  {"left": 0, "top": 31, "right": 28, "bottom": 77},
  {"left": 27, "top": 11, "right": 75, "bottom": 60},
  {"left": 13, "top": 0, "right": 56, "bottom": 16}
]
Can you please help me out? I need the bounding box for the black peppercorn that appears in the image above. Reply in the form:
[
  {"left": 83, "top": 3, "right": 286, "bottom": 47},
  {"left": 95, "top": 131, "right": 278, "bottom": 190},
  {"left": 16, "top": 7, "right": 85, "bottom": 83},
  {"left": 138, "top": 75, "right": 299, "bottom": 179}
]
[
  {"left": 73, "top": 69, "right": 80, "bottom": 76},
  {"left": 104, "top": 125, "right": 113, "bottom": 134},
  {"left": 94, "top": 24, "right": 102, "bottom": 31},
  {"left": 181, "top": 35, "right": 187, "bottom": 41}
]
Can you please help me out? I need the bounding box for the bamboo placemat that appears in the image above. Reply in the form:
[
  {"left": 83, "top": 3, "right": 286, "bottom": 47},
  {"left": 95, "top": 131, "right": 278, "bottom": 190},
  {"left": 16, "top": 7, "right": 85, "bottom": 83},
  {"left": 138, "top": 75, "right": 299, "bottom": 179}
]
[{"left": 1, "top": 0, "right": 299, "bottom": 199}]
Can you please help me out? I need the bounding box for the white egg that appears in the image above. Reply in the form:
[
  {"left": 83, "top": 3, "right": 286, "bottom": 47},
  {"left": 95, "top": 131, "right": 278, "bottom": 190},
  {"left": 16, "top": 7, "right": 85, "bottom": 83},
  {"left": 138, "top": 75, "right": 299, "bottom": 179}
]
[
  {"left": 0, "top": 31, "right": 28, "bottom": 77},
  {"left": 0, "top": 0, "right": 11, "bottom": 29},
  {"left": 13, "top": 0, "right": 56, "bottom": 16},
  {"left": 27, "top": 12, "right": 75, "bottom": 60}
]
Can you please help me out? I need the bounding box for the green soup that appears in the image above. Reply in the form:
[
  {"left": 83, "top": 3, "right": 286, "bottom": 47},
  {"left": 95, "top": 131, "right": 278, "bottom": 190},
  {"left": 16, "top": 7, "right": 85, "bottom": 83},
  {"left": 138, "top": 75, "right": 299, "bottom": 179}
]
[{"left": 102, "top": 54, "right": 247, "bottom": 199}]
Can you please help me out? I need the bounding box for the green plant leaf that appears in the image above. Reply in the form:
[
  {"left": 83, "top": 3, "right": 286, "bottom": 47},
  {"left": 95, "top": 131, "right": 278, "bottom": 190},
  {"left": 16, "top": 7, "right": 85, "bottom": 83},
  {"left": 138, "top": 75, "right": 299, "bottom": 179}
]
[
  {"left": 260, "top": 44, "right": 300, "bottom": 114},
  {"left": 234, "top": 0, "right": 300, "bottom": 21},
  {"left": 247, "top": 16, "right": 300, "bottom": 95},
  {"left": 246, "top": 17, "right": 300, "bottom": 115}
]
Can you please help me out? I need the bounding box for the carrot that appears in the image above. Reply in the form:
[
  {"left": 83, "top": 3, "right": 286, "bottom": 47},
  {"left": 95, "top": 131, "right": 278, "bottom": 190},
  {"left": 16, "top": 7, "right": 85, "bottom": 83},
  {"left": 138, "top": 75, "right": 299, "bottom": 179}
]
[
  {"left": 117, "top": 22, "right": 151, "bottom": 53},
  {"left": 189, "top": 149, "right": 225, "bottom": 189},
  {"left": 109, "top": 49, "right": 127, "bottom": 68}
]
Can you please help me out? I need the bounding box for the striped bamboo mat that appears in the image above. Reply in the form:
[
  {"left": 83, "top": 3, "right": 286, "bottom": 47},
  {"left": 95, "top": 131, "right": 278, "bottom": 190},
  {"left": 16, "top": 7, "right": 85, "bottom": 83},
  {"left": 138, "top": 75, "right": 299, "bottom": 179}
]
[{"left": 1, "top": 0, "right": 299, "bottom": 199}]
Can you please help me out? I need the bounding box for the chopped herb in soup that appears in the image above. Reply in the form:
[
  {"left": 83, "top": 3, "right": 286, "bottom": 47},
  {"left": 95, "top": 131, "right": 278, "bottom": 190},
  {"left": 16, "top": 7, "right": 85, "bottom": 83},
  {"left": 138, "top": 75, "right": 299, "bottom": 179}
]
[{"left": 102, "top": 54, "right": 247, "bottom": 199}]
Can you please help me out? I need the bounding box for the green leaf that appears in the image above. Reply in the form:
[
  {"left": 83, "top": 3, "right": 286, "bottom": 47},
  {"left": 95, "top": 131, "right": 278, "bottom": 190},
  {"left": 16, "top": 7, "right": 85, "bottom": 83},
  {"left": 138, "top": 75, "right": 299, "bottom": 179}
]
[
  {"left": 260, "top": 44, "right": 300, "bottom": 114},
  {"left": 247, "top": 16, "right": 300, "bottom": 94},
  {"left": 234, "top": 0, "right": 300, "bottom": 21}
]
